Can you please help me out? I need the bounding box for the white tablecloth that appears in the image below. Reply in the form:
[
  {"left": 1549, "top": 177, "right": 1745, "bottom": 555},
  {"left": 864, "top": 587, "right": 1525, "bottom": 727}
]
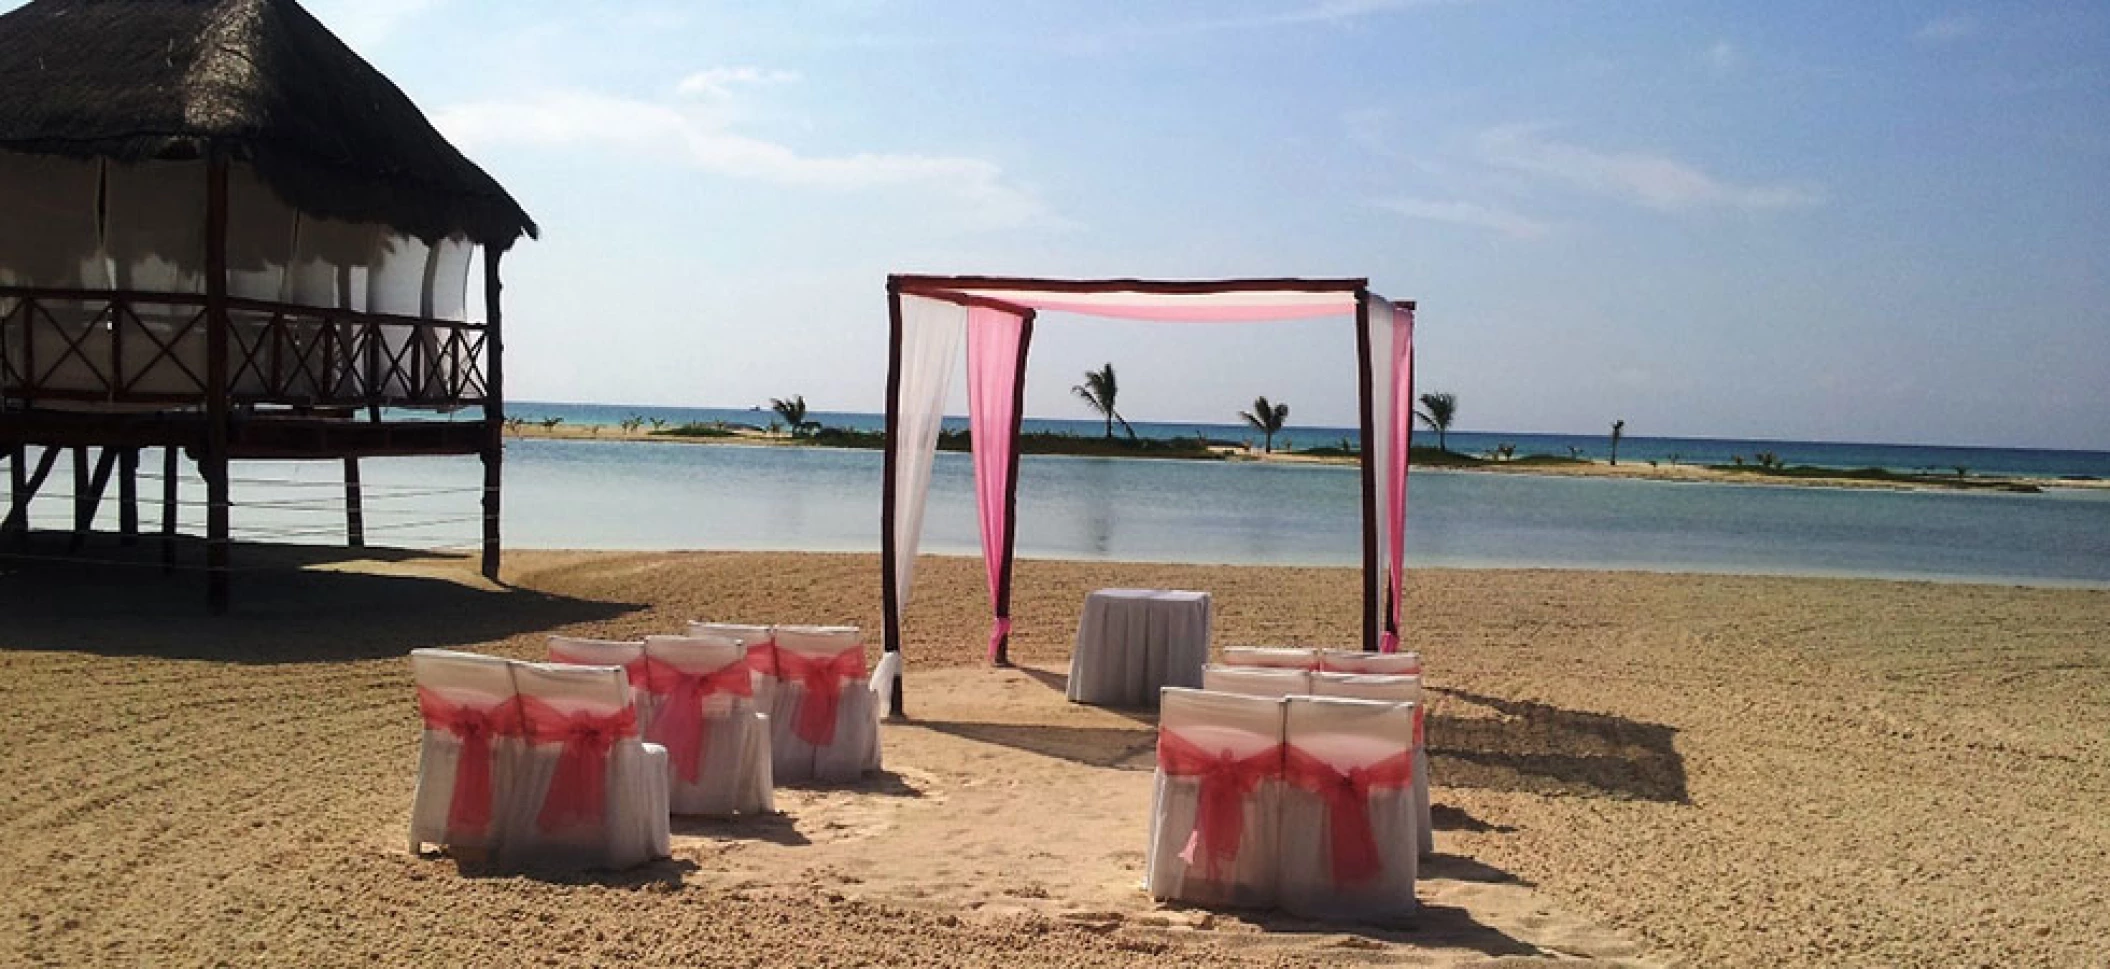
[{"left": 1067, "top": 589, "right": 1211, "bottom": 707}]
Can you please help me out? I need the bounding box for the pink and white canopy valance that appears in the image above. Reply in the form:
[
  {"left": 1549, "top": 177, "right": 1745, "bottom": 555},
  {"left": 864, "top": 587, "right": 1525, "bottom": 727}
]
[{"left": 878, "top": 275, "right": 1417, "bottom": 716}]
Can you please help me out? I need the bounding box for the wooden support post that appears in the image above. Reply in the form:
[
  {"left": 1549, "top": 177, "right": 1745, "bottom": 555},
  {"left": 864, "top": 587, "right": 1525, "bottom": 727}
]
[
  {"left": 161, "top": 445, "right": 178, "bottom": 573},
  {"left": 5, "top": 445, "right": 20, "bottom": 535},
  {"left": 479, "top": 248, "right": 504, "bottom": 582},
  {"left": 1354, "top": 290, "right": 1379, "bottom": 652},
  {"left": 205, "top": 154, "right": 231, "bottom": 613},
  {"left": 6, "top": 445, "right": 61, "bottom": 539},
  {"left": 118, "top": 448, "right": 140, "bottom": 546},
  {"left": 343, "top": 457, "right": 364, "bottom": 548},
  {"left": 878, "top": 281, "right": 906, "bottom": 718},
  {"left": 71, "top": 446, "right": 118, "bottom": 551}
]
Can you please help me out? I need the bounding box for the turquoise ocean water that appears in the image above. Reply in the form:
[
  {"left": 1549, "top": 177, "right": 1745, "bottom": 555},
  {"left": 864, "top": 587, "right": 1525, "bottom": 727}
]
[{"left": 15, "top": 405, "right": 2105, "bottom": 588}]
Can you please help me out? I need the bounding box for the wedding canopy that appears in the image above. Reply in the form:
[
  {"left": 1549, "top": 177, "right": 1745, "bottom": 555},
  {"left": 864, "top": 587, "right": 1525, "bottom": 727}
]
[{"left": 880, "top": 275, "right": 1418, "bottom": 714}]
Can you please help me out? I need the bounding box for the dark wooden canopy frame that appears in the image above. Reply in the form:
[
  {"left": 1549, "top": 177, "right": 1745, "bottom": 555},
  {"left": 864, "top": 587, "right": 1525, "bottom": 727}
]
[
  {"left": 879, "top": 274, "right": 1416, "bottom": 717},
  {"left": 1, "top": 155, "right": 514, "bottom": 611}
]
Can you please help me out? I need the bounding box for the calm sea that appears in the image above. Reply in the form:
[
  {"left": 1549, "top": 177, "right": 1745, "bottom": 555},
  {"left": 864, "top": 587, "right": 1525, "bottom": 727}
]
[{"left": 16, "top": 426, "right": 2105, "bottom": 588}]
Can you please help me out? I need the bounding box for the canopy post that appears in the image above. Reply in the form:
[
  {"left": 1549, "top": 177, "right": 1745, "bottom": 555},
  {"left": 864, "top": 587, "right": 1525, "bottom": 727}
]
[
  {"left": 1354, "top": 289, "right": 1379, "bottom": 652},
  {"left": 71, "top": 446, "right": 117, "bottom": 551},
  {"left": 204, "top": 152, "right": 231, "bottom": 613},
  {"left": 989, "top": 311, "right": 1036, "bottom": 666},
  {"left": 480, "top": 247, "right": 504, "bottom": 582},
  {"left": 879, "top": 282, "right": 907, "bottom": 718}
]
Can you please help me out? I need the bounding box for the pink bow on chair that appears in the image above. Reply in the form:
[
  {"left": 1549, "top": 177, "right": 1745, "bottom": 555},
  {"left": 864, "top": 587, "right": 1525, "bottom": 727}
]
[
  {"left": 1282, "top": 745, "right": 1415, "bottom": 887},
  {"left": 639, "top": 656, "right": 753, "bottom": 783},
  {"left": 520, "top": 698, "right": 638, "bottom": 833},
  {"left": 1156, "top": 732, "right": 1283, "bottom": 882},
  {"left": 770, "top": 647, "right": 866, "bottom": 747},
  {"left": 417, "top": 688, "right": 521, "bottom": 837}
]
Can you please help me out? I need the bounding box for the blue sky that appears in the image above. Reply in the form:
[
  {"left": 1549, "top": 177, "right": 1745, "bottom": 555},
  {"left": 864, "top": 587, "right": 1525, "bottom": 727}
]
[{"left": 115, "top": 2, "right": 2110, "bottom": 446}]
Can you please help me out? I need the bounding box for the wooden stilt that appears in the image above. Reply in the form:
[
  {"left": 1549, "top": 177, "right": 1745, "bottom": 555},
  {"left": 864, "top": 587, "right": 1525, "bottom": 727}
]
[
  {"left": 343, "top": 456, "right": 364, "bottom": 548},
  {"left": 161, "top": 445, "right": 178, "bottom": 573},
  {"left": 205, "top": 154, "right": 231, "bottom": 613},
  {"left": 480, "top": 248, "right": 504, "bottom": 582},
  {"left": 71, "top": 446, "right": 118, "bottom": 551},
  {"left": 6, "top": 445, "right": 60, "bottom": 538},
  {"left": 5, "top": 445, "right": 20, "bottom": 534},
  {"left": 118, "top": 448, "right": 139, "bottom": 546}
]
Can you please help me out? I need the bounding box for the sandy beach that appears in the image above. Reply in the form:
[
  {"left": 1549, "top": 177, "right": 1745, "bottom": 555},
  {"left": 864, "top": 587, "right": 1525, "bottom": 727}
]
[{"left": 2, "top": 546, "right": 2106, "bottom": 967}]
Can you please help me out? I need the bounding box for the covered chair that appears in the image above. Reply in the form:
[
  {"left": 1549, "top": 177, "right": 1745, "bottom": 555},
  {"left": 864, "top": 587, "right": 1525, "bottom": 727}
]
[
  {"left": 1146, "top": 688, "right": 1285, "bottom": 909},
  {"left": 686, "top": 621, "right": 778, "bottom": 708},
  {"left": 547, "top": 635, "right": 651, "bottom": 723},
  {"left": 1276, "top": 696, "right": 1419, "bottom": 921},
  {"left": 1201, "top": 664, "right": 1312, "bottom": 699},
  {"left": 767, "top": 626, "right": 882, "bottom": 783},
  {"left": 1220, "top": 646, "right": 1320, "bottom": 670},
  {"left": 1310, "top": 672, "right": 1432, "bottom": 857},
  {"left": 640, "top": 635, "right": 773, "bottom": 817},
  {"left": 407, "top": 648, "right": 523, "bottom": 857},
  {"left": 501, "top": 662, "right": 669, "bottom": 870}
]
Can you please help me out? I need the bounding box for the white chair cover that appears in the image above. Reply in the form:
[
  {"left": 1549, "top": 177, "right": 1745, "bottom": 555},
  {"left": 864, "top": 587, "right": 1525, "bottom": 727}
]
[
  {"left": 407, "top": 648, "right": 524, "bottom": 855},
  {"left": 1146, "top": 688, "right": 1284, "bottom": 909},
  {"left": 502, "top": 662, "right": 670, "bottom": 870},
  {"left": 768, "top": 626, "right": 881, "bottom": 783},
  {"left": 641, "top": 635, "right": 774, "bottom": 817},
  {"left": 1317, "top": 649, "right": 1423, "bottom": 675},
  {"left": 1276, "top": 696, "right": 1418, "bottom": 921},
  {"left": 1219, "top": 646, "right": 1320, "bottom": 670},
  {"left": 1067, "top": 589, "right": 1213, "bottom": 706},
  {"left": 1201, "top": 664, "right": 1312, "bottom": 698},
  {"left": 547, "top": 635, "right": 654, "bottom": 726},
  {"left": 1310, "top": 672, "right": 1432, "bottom": 857},
  {"left": 687, "top": 621, "right": 778, "bottom": 709}
]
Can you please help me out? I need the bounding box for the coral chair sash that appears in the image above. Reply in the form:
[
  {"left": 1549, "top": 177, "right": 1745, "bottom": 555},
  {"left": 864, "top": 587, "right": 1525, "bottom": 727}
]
[
  {"left": 519, "top": 698, "right": 638, "bottom": 833},
  {"left": 1156, "top": 731, "right": 1282, "bottom": 881},
  {"left": 417, "top": 688, "right": 521, "bottom": 836},
  {"left": 770, "top": 647, "right": 866, "bottom": 747},
  {"left": 639, "top": 656, "right": 753, "bottom": 783},
  {"left": 1282, "top": 745, "right": 1415, "bottom": 886}
]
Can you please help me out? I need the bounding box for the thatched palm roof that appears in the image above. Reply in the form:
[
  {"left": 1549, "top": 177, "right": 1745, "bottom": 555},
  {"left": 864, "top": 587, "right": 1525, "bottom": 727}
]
[{"left": 0, "top": 0, "right": 536, "bottom": 248}]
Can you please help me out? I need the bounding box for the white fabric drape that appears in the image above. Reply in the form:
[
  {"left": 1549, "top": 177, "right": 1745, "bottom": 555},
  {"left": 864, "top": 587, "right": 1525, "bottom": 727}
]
[{"left": 890, "top": 294, "right": 966, "bottom": 613}]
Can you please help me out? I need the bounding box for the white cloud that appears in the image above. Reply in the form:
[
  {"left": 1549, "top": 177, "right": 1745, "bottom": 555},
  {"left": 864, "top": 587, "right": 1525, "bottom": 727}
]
[
  {"left": 433, "top": 91, "right": 1061, "bottom": 231},
  {"left": 675, "top": 67, "right": 802, "bottom": 99},
  {"left": 1915, "top": 14, "right": 1978, "bottom": 44},
  {"left": 1475, "top": 125, "right": 1822, "bottom": 212},
  {"left": 1376, "top": 197, "right": 1551, "bottom": 239}
]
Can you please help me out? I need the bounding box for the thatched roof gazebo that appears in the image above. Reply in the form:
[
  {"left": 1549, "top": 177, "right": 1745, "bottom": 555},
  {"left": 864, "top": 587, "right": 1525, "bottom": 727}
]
[{"left": 0, "top": 0, "right": 535, "bottom": 610}]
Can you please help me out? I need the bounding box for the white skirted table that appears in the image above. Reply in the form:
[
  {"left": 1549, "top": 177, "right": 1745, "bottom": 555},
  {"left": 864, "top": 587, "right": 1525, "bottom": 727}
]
[{"left": 1067, "top": 589, "right": 1212, "bottom": 707}]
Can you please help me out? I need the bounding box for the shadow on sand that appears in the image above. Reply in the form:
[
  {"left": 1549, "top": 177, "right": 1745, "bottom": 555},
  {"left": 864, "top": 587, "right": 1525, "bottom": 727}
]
[
  {"left": 0, "top": 532, "right": 639, "bottom": 663},
  {"left": 1428, "top": 687, "right": 1689, "bottom": 804}
]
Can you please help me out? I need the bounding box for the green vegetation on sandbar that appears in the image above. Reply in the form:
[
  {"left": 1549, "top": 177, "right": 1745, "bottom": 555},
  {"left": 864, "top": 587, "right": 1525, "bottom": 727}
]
[
  {"left": 1707, "top": 463, "right": 2042, "bottom": 493},
  {"left": 655, "top": 422, "right": 742, "bottom": 438},
  {"left": 800, "top": 426, "right": 1221, "bottom": 459}
]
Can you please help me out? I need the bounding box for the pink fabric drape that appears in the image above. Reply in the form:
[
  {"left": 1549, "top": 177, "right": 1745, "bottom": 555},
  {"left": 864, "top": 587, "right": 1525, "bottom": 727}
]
[
  {"left": 965, "top": 305, "right": 1028, "bottom": 661},
  {"left": 1157, "top": 731, "right": 1283, "bottom": 882},
  {"left": 768, "top": 647, "right": 866, "bottom": 747},
  {"left": 520, "top": 698, "right": 637, "bottom": 834},
  {"left": 417, "top": 688, "right": 521, "bottom": 837},
  {"left": 1282, "top": 745, "right": 1415, "bottom": 886},
  {"left": 1381, "top": 305, "right": 1416, "bottom": 653},
  {"left": 638, "top": 656, "right": 752, "bottom": 783}
]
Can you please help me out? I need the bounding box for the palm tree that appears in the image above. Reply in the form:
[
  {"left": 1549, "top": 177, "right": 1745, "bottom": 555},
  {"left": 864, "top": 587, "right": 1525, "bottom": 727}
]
[
  {"left": 1240, "top": 396, "right": 1290, "bottom": 453},
  {"left": 1071, "top": 363, "right": 1134, "bottom": 439},
  {"left": 1415, "top": 392, "right": 1458, "bottom": 453},
  {"left": 770, "top": 395, "right": 817, "bottom": 438},
  {"left": 1609, "top": 419, "right": 1625, "bottom": 466}
]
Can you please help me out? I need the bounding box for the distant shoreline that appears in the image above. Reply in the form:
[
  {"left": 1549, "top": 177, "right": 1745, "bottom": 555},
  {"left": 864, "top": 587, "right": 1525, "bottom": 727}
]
[{"left": 502, "top": 422, "right": 2107, "bottom": 494}]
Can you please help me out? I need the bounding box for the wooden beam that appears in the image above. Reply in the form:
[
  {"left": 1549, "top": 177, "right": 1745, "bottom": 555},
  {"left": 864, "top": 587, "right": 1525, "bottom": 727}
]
[
  {"left": 1354, "top": 290, "right": 1379, "bottom": 652},
  {"left": 71, "top": 446, "right": 118, "bottom": 551},
  {"left": 205, "top": 153, "right": 231, "bottom": 613},
  {"left": 161, "top": 445, "right": 178, "bottom": 573},
  {"left": 343, "top": 456, "right": 364, "bottom": 548},
  {"left": 480, "top": 247, "right": 504, "bottom": 582},
  {"left": 118, "top": 448, "right": 140, "bottom": 546}
]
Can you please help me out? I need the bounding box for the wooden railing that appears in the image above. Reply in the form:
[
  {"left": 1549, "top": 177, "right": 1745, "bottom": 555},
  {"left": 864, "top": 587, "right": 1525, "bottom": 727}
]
[{"left": 0, "top": 287, "right": 489, "bottom": 410}]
